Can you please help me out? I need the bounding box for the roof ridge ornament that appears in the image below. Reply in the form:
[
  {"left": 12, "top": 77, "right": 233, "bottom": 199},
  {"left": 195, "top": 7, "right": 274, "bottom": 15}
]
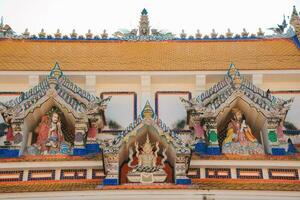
[
  {"left": 49, "top": 62, "right": 63, "bottom": 79},
  {"left": 227, "top": 62, "right": 241, "bottom": 89},
  {"left": 268, "top": 15, "right": 288, "bottom": 35},
  {"left": 0, "top": 16, "right": 3, "bottom": 28},
  {"left": 141, "top": 101, "right": 154, "bottom": 119},
  {"left": 141, "top": 8, "right": 148, "bottom": 16},
  {"left": 292, "top": 5, "right": 299, "bottom": 16}
]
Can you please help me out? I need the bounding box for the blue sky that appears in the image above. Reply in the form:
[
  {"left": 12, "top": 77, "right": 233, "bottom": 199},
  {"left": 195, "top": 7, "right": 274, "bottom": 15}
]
[{"left": 0, "top": 0, "right": 299, "bottom": 36}]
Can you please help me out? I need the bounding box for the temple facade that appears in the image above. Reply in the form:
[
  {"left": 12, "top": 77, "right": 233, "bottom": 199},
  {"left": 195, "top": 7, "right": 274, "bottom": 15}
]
[{"left": 0, "top": 6, "right": 300, "bottom": 195}]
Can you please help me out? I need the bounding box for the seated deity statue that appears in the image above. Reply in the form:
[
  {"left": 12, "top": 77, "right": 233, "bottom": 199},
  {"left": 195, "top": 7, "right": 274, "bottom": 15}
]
[
  {"left": 45, "top": 112, "right": 65, "bottom": 153},
  {"left": 222, "top": 108, "right": 264, "bottom": 155},
  {"left": 27, "top": 110, "right": 70, "bottom": 155},
  {"left": 35, "top": 115, "right": 50, "bottom": 152},
  {"left": 127, "top": 134, "right": 167, "bottom": 184}
]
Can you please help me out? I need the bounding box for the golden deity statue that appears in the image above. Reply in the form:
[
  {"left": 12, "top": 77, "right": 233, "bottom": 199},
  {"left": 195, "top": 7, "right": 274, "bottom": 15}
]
[
  {"left": 137, "top": 135, "right": 157, "bottom": 168},
  {"left": 127, "top": 134, "right": 167, "bottom": 184}
]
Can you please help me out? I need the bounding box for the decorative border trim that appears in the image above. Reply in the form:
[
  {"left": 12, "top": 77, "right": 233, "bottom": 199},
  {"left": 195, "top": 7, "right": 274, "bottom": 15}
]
[
  {"left": 237, "top": 168, "right": 263, "bottom": 179},
  {"left": 268, "top": 169, "right": 299, "bottom": 180},
  {"left": 0, "top": 171, "right": 23, "bottom": 182},
  {"left": 60, "top": 169, "right": 87, "bottom": 180},
  {"left": 155, "top": 91, "right": 192, "bottom": 118},
  {"left": 205, "top": 168, "right": 231, "bottom": 179},
  {"left": 92, "top": 169, "right": 105, "bottom": 179},
  {"left": 292, "top": 35, "right": 300, "bottom": 49},
  {"left": 28, "top": 170, "right": 55, "bottom": 181},
  {"left": 100, "top": 92, "right": 137, "bottom": 120},
  {"left": 187, "top": 168, "right": 200, "bottom": 179},
  {"left": 0, "top": 92, "right": 21, "bottom": 96},
  {"left": 271, "top": 90, "right": 300, "bottom": 95}
]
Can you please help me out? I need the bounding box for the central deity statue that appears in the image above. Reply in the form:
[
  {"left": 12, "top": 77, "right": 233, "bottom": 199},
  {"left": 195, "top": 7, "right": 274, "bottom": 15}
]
[
  {"left": 222, "top": 108, "right": 264, "bottom": 155},
  {"left": 127, "top": 134, "right": 167, "bottom": 184},
  {"left": 27, "top": 109, "right": 70, "bottom": 155}
]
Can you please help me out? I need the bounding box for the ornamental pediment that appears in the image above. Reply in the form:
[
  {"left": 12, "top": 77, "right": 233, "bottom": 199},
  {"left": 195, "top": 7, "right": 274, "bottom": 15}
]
[
  {"left": 182, "top": 63, "right": 294, "bottom": 121},
  {"left": 0, "top": 63, "right": 110, "bottom": 122},
  {"left": 103, "top": 101, "right": 190, "bottom": 155}
]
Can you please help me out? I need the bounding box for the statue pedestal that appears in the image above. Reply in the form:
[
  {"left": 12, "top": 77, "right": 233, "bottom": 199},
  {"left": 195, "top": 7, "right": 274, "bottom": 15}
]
[
  {"left": 206, "top": 146, "right": 221, "bottom": 155},
  {"left": 287, "top": 142, "right": 298, "bottom": 154},
  {"left": 86, "top": 143, "right": 101, "bottom": 154},
  {"left": 103, "top": 177, "right": 119, "bottom": 185},
  {"left": 271, "top": 147, "right": 286, "bottom": 156},
  {"left": 73, "top": 147, "right": 87, "bottom": 156},
  {"left": 0, "top": 148, "right": 19, "bottom": 158},
  {"left": 195, "top": 142, "right": 206, "bottom": 154},
  {"left": 127, "top": 170, "right": 167, "bottom": 184},
  {"left": 175, "top": 177, "right": 192, "bottom": 185}
]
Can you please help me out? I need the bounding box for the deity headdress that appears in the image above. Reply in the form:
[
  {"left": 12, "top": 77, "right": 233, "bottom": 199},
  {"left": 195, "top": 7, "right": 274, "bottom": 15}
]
[
  {"left": 142, "top": 134, "right": 153, "bottom": 153},
  {"left": 231, "top": 108, "right": 242, "bottom": 120},
  {"left": 46, "top": 106, "right": 62, "bottom": 118}
]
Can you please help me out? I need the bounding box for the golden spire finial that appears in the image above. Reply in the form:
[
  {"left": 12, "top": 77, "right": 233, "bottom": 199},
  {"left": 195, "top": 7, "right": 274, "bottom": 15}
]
[
  {"left": 141, "top": 101, "right": 154, "bottom": 119},
  {"left": 49, "top": 62, "right": 63, "bottom": 79}
]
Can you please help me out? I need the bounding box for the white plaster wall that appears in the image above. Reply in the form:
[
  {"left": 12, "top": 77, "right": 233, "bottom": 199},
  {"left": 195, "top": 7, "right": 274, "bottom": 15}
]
[{"left": 0, "top": 75, "right": 29, "bottom": 92}]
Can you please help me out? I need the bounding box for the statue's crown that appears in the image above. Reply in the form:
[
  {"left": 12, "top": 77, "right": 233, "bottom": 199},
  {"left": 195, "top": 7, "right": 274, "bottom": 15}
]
[{"left": 142, "top": 134, "right": 152, "bottom": 151}]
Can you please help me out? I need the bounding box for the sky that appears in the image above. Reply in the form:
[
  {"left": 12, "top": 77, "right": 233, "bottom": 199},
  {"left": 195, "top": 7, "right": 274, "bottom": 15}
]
[{"left": 0, "top": 0, "right": 299, "bottom": 37}]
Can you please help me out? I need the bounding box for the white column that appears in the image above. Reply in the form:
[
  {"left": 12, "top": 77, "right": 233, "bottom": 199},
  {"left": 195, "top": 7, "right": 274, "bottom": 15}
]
[
  {"left": 298, "top": 169, "right": 300, "bottom": 180},
  {"left": 55, "top": 169, "right": 61, "bottom": 180},
  {"left": 85, "top": 75, "right": 97, "bottom": 95},
  {"left": 252, "top": 74, "right": 263, "bottom": 88},
  {"left": 140, "top": 75, "right": 151, "bottom": 111},
  {"left": 231, "top": 168, "right": 237, "bottom": 179},
  {"left": 262, "top": 168, "right": 269, "bottom": 179},
  {"left": 22, "top": 169, "right": 29, "bottom": 181},
  {"left": 195, "top": 74, "right": 206, "bottom": 97},
  {"left": 200, "top": 167, "right": 206, "bottom": 179},
  {"left": 28, "top": 75, "right": 39, "bottom": 88},
  {"left": 87, "top": 168, "right": 93, "bottom": 179}
]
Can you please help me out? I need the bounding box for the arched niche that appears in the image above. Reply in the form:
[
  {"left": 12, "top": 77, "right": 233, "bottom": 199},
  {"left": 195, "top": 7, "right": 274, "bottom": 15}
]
[
  {"left": 216, "top": 97, "right": 266, "bottom": 148},
  {"left": 22, "top": 98, "right": 76, "bottom": 153},
  {"left": 118, "top": 124, "right": 176, "bottom": 184}
]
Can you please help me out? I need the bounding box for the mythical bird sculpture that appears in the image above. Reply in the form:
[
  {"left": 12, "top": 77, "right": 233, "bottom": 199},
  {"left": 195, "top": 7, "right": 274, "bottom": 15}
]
[{"left": 268, "top": 15, "right": 287, "bottom": 34}]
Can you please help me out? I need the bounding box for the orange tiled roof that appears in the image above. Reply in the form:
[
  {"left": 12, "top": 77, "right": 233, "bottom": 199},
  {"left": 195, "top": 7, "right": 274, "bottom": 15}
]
[
  {"left": 0, "top": 179, "right": 100, "bottom": 193},
  {"left": 192, "top": 179, "right": 300, "bottom": 191},
  {"left": 0, "top": 38, "right": 299, "bottom": 71}
]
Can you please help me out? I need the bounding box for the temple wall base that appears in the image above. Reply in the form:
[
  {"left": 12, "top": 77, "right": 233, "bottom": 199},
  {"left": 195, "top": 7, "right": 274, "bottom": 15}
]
[
  {"left": 0, "top": 160, "right": 104, "bottom": 182},
  {"left": 189, "top": 159, "right": 300, "bottom": 180}
]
